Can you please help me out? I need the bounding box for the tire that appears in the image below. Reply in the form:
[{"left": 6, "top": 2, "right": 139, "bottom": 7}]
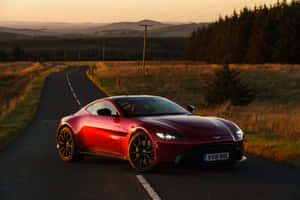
[
  {"left": 128, "top": 131, "right": 156, "bottom": 172},
  {"left": 56, "top": 127, "right": 79, "bottom": 162}
]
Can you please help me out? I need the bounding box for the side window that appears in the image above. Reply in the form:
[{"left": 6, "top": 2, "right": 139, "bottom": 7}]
[
  {"left": 86, "top": 101, "right": 118, "bottom": 116},
  {"left": 104, "top": 102, "right": 118, "bottom": 116}
]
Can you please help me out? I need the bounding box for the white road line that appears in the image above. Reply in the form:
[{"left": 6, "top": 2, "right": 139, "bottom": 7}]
[
  {"left": 136, "top": 175, "right": 162, "bottom": 200},
  {"left": 66, "top": 73, "right": 81, "bottom": 107}
]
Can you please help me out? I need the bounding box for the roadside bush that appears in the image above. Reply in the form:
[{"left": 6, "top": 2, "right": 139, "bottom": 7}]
[{"left": 203, "top": 64, "right": 255, "bottom": 106}]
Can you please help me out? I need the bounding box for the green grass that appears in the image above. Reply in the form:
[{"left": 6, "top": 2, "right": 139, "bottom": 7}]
[{"left": 0, "top": 65, "right": 67, "bottom": 150}]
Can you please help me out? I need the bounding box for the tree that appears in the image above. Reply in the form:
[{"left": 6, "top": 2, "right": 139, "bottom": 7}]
[
  {"left": 12, "top": 45, "right": 22, "bottom": 61},
  {"left": 184, "top": 1, "right": 300, "bottom": 64},
  {"left": 0, "top": 50, "right": 7, "bottom": 61},
  {"left": 203, "top": 63, "right": 255, "bottom": 106}
]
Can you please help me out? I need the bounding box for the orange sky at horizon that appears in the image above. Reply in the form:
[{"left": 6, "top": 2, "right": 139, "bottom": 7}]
[{"left": 0, "top": 0, "right": 290, "bottom": 23}]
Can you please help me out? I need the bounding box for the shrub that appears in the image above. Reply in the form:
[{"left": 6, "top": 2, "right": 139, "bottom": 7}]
[{"left": 203, "top": 64, "right": 255, "bottom": 105}]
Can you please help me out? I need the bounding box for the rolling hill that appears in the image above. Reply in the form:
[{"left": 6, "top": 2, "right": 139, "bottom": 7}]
[{"left": 0, "top": 20, "right": 210, "bottom": 39}]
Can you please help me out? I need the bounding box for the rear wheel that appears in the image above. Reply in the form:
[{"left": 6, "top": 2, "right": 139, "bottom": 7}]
[
  {"left": 128, "top": 131, "right": 156, "bottom": 172},
  {"left": 56, "top": 127, "right": 78, "bottom": 162}
]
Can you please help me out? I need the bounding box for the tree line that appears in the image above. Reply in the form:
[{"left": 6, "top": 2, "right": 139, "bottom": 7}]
[
  {"left": 0, "top": 37, "right": 187, "bottom": 61},
  {"left": 184, "top": 0, "right": 300, "bottom": 64}
]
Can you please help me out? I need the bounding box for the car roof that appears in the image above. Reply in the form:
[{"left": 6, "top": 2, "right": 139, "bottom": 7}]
[{"left": 106, "top": 95, "right": 164, "bottom": 101}]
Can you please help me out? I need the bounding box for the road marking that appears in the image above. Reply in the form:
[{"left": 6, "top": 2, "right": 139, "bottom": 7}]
[
  {"left": 66, "top": 73, "right": 81, "bottom": 107},
  {"left": 136, "top": 175, "right": 162, "bottom": 200}
]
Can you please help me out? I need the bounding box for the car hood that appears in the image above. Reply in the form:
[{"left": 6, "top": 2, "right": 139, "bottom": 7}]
[{"left": 137, "top": 115, "right": 235, "bottom": 141}]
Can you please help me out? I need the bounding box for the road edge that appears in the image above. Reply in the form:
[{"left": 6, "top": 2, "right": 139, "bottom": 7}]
[{"left": 86, "top": 67, "right": 111, "bottom": 97}]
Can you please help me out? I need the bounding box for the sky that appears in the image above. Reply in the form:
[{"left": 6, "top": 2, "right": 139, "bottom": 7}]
[{"left": 0, "top": 0, "right": 289, "bottom": 23}]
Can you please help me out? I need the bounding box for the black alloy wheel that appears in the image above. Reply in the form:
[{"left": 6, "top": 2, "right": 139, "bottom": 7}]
[
  {"left": 57, "top": 127, "right": 78, "bottom": 162},
  {"left": 128, "top": 131, "right": 156, "bottom": 172}
]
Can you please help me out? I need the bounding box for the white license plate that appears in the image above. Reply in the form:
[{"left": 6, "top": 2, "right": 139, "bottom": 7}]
[{"left": 203, "top": 152, "right": 229, "bottom": 162}]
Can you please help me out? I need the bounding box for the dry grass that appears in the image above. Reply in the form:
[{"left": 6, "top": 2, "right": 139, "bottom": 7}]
[
  {"left": 89, "top": 61, "right": 300, "bottom": 104},
  {"left": 0, "top": 62, "right": 66, "bottom": 119},
  {"left": 199, "top": 103, "right": 300, "bottom": 139},
  {"left": 88, "top": 61, "right": 300, "bottom": 166}
]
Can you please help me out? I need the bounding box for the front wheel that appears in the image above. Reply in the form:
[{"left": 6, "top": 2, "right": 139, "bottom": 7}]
[
  {"left": 56, "top": 127, "right": 78, "bottom": 162},
  {"left": 128, "top": 132, "right": 156, "bottom": 172}
]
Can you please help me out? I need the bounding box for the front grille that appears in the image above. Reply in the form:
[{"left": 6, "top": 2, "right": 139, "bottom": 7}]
[{"left": 180, "top": 142, "right": 242, "bottom": 164}]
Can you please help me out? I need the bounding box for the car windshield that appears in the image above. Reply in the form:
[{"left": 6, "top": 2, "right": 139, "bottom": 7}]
[{"left": 114, "top": 97, "right": 189, "bottom": 117}]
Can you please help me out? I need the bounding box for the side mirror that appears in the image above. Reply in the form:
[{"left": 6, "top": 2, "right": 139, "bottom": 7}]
[
  {"left": 97, "top": 108, "right": 112, "bottom": 116},
  {"left": 186, "top": 105, "right": 195, "bottom": 113}
]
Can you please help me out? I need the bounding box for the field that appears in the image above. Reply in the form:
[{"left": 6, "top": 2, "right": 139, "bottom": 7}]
[
  {"left": 88, "top": 61, "right": 300, "bottom": 166},
  {"left": 0, "top": 62, "right": 67, "bottom": 149}
]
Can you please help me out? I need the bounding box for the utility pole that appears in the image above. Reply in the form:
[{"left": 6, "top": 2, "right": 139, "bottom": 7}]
[
  {"left": 102, "top": 39, "right": 105, "bottom": 61},
  {"left": 78, "top": 50, "right": 81, "bottom": 61},
  {"left": 102, "top": 46, "right": 105, "bottom": 61},
  {"left": 64, "top": 49, "right": 67, "bottom": 61},
  {"left": 140, "top": 24, "right": 152, "bottom": 72}
]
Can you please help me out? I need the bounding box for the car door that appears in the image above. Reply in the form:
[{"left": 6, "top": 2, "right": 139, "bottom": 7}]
[{"left": 83, "top": 101, "right": 123, "bottom": 155}]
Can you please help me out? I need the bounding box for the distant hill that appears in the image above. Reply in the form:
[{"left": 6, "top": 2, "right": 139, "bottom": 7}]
[
  {"left": 0, "top": 31, "right": 30, "bottom": 39},
  {"left": 88, "top": 19, "right": 168, "bottom": 32},
  {"left": 0, "top": 21, "right": 107, "bottom": 30},
  {"left": 0, "top": 26, "right": 51, "bottom": 37},
  {"left": 86, "top": 23, "right": 209, "bottom": 37},
  {"left": 0, "top": 20, "right": 211, "bottom": 39}
]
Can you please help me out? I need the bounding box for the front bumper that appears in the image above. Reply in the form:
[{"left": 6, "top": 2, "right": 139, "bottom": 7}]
[{"left": 155, "top": 141, "right": 245, "bottom": 164}]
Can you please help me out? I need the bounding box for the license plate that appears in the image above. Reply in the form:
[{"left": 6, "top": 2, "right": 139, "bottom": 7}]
[{"left": 203, "top": 152, "right": 229, "bottom": 162}]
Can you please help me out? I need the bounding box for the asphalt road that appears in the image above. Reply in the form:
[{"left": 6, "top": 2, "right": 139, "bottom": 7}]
[{"left": 1, "top": 66, "right": 300, "bottom": 200}]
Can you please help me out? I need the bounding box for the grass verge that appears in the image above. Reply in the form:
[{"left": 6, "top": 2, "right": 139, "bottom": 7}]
[
  {"left": 86, "top": 62, "right": 300, "bottom": 167},
  {"left": 86, "top": 65, "right": 111, "bottom": 96},
  {"left": 0, "top": 64, "right": 67, "bottom": 151},
  {"left": 245, "top": 132, "right": 300, "bottom": 167}
]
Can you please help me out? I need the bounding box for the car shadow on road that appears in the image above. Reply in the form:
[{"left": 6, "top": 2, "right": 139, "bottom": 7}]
[
  {"left": 152, "top": 161, "right": 242, "bottom": 174},
  {"left": 74, "top": 155, "right": 134, "bottom": 171},
  {"left": 74, "top": 153, "right": 245, "bottom": 176}
]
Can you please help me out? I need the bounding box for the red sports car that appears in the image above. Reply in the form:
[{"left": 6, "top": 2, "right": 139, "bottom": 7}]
[{"left": 56, "top": 95, "right": 246, "bottom": 171}]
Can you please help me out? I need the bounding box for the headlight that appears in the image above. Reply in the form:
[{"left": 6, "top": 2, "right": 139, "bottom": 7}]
[
  {"left": 156, "top": 132, "right": 185, "bottom": 141},
  {"left": 232, "top": 123, "right": 244, "bottom": 140},
  {"left": 236, "top": 129, "right": 244, "bottom": 140}
]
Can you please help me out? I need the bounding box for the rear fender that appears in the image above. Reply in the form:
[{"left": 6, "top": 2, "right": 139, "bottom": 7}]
[{"left": 56, "top": 116, "right": 84, "bottom": 147}]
